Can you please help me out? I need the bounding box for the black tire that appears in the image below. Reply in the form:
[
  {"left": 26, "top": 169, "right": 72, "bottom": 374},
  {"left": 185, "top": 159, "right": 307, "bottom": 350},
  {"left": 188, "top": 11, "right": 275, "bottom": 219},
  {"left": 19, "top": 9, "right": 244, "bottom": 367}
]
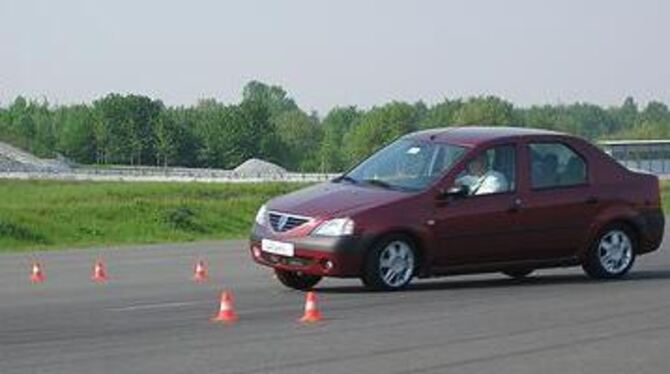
[
  {"left": 274, "top": 269, "right": 322, "bottom": 290},
  {"left": 501, "top": 268, "right": 534, "bottom": 279},
  {"left": 582, "top": 223, "right": 637, "bottom": 280},
  {"left": 361, "top": 234, "right": 417, "bottom": 291}
]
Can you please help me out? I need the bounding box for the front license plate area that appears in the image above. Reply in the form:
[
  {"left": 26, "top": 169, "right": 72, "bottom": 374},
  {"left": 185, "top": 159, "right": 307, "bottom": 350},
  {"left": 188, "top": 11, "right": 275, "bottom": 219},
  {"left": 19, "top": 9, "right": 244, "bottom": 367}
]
[{"left": 261, "top": 239, "right": 295, "bottom": 257}]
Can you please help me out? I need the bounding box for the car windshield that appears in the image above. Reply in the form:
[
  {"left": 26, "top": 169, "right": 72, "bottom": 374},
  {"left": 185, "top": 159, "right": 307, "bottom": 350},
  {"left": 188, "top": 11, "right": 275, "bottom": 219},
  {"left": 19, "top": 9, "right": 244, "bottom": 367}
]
[{"left": 340, "top": 138, "right": 467, "bottom": 191}]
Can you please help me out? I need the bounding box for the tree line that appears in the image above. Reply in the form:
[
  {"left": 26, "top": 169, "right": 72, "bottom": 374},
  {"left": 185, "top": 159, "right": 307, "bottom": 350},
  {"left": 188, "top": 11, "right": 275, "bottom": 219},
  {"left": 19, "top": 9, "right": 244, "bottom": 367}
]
[{"left": 1, "top": 81, "right": 669, "bottom": 172}]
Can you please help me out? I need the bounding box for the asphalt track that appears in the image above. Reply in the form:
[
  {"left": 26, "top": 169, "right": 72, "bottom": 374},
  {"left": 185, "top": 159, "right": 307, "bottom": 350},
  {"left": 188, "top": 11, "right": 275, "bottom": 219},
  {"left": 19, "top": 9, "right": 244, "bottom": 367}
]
[{"left": 1, "top": 228, "right": 670, "bottom": 374}]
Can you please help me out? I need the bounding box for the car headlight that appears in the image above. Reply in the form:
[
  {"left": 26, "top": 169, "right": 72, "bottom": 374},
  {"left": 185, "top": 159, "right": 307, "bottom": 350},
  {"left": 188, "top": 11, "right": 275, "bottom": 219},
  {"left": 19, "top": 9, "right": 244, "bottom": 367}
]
[
  {"left": 312, "top": 218, "right": 355, "bottom": 236},
  {"left": 255, "top": 204, "right": 267, "bottom": 226}
]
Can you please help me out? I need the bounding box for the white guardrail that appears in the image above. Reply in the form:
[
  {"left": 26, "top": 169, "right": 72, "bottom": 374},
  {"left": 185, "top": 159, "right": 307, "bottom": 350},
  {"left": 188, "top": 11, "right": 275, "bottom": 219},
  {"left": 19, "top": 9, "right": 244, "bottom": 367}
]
[
  {"left": 1, "top": 168, "right": 668, "bottom": 182},
  {"left": 0, "top": 169, "right": 341, "bottom": 183}
]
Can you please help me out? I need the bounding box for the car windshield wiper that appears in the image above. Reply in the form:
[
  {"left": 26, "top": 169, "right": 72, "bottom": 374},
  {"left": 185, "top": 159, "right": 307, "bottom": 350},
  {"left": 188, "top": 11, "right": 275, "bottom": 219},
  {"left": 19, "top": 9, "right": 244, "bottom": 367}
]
[
  {"left": 361, "top": 179, "right": 394, "bottom": 189},
  {"left": 360, "top": 179, "right": 419, "bottom": 192},
  {"left": 334, "top": 175, "right": 359, "bottom": 184}
]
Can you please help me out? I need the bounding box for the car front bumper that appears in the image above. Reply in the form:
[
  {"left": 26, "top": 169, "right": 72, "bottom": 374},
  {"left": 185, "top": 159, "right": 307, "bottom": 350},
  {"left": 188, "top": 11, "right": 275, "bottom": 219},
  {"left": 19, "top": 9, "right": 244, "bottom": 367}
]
[{"left": 249, "top": 223, "right": 368, "bottom": 277}]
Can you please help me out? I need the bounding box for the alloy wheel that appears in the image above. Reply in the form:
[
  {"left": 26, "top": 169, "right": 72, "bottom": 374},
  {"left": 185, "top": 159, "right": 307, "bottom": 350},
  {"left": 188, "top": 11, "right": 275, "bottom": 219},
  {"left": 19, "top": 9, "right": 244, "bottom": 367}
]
[
  {"left": 597, "top": 229, "right": 633, "bottom": 274},
  {"left": 378, "top": 240, "right": 415, "bottom": 288}
]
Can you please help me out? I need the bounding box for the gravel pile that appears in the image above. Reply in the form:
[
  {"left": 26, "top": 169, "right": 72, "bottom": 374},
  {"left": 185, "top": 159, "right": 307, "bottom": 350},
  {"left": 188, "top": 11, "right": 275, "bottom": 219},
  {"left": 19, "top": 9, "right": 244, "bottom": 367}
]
[
  {"left": 0, "top": 141, "right": 71, "bottom": 172},
  {"left": 233, "top": 158, "right": 287, "bottom": 176},
  {"left": 0, "top": 155, "right": 33, "bottom": 172}
]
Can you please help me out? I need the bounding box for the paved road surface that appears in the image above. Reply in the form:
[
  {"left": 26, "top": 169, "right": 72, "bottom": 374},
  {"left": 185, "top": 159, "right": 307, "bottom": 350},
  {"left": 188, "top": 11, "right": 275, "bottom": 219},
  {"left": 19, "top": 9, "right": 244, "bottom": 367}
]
[{"left": 1, "top": 231, "right": 669, "bottom": 374}]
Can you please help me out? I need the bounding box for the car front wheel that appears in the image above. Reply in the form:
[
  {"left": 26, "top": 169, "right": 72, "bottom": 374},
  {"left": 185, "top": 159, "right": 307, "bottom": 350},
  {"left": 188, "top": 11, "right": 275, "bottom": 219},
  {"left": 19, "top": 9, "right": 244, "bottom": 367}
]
[
  {"left": 362, "top": 235, "right": 417, "bottom": 291},
  {"left": 583, "top": 224, "right": 636, "bottom": 279},
  {"left": 274, "top": 269, "right": 322, "bottom": 290}
]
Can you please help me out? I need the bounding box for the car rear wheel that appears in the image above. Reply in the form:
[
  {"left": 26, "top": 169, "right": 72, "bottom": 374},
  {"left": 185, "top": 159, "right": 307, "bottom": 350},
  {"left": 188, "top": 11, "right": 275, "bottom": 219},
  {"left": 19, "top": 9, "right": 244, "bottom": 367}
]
[
  {"left": 362, "top": 235, "right": 417, "bottom": 291},
  {"left": 583, "top": 224, "right": 636, "bottom": 279},
  {"left": 501, "top": 268, "right": 534, "bottom": 279},
  {"left": 274, "top": 269, "right": 322, "bottom": 290}
]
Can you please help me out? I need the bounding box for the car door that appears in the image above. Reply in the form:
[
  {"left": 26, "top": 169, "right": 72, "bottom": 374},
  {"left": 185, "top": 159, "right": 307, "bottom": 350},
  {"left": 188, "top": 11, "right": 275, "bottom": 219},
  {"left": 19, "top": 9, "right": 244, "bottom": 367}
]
[
  {"left": 512, "top": 139, "right": 598, "bottom": 260},
  {"left": 432, "top": 143, "right": 525, "bottom": 267}
]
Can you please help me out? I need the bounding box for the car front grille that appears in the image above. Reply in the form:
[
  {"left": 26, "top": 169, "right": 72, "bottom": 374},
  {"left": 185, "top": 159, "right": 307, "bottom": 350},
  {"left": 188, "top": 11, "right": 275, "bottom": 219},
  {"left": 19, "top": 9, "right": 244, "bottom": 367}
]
[{"left": 268, "top": 212, "right": 310, "bottom": 233}]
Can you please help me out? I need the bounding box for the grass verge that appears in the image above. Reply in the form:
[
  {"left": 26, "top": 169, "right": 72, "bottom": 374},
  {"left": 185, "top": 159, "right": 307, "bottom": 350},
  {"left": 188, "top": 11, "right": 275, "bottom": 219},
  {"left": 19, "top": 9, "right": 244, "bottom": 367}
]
[{"left": 0, "top": 180, "right": 307, "bottom": 252}]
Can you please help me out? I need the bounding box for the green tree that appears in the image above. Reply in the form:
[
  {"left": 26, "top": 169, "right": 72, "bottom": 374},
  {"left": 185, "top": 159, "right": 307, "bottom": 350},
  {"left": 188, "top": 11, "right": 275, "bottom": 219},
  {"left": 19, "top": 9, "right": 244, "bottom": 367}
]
[
  {"left": 453, "top": 96, "right": 516, "bottom": 125},
  {"left": 55, "top": 105, "right": 96, "bottom": 163},
  {"left": 422, "top": 99, "right": 463, "bottom": 129},
  {"left": 239, "top": 99, "right": 278, "bottom": 163},
  {"left": 318, "top": 106, "right": 361, "bottom": 172},
  {"left": 242, "top": 81, "right": 298, "bottom": 118},
  {"left": 92, "top": 94, "right": 163, "bottom": 165},
  {"left": 523, "top": 105, "right": 560, "bottom": 130},
  {"left": 194, "top": 99, "right": 234, "bottom": 168},
  {"left": 164, "top": 107, "right": 201, "bottom": 167},
  {"left": 153, "top": 113, "right": 178, "bottom": 167},
  {"left": 609, "top": 97, "right": 639, "bottom": 132},
  {"left": 274, "top": 109, "right": 323, "bottom": 171},
  {"left": 31, "top": 101, "right": 57, "bottom": 157},
  {"left": 344, "top": 102, "right": 421, "bottom": 165},
  {"left": 640, "top": 101, "right": 669, "bottom": 124}
]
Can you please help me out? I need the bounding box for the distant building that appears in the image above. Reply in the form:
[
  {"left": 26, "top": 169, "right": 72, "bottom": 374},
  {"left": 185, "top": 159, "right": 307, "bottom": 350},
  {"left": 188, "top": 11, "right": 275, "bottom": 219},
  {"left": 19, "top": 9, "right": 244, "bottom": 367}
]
[{"left": 599, "top": 140, "right": 670, "bottom": 175}]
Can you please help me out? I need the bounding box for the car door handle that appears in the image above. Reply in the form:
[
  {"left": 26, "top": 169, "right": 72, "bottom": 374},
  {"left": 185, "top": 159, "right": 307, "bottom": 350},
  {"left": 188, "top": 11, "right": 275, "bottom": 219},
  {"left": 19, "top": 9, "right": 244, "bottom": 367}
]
[
  {"left": 585, "top": 196, "right": 599, "bottom": 205},
  {"left": 508, "top": 198, "right": 523, "bottom": 213}
]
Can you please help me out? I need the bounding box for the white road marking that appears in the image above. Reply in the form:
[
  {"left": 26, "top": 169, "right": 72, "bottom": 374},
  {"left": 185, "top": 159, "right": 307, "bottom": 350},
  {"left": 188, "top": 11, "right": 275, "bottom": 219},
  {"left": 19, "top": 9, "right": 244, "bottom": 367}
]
[{"left": 109, "top": 301, "right": 204, "bottom": 312}]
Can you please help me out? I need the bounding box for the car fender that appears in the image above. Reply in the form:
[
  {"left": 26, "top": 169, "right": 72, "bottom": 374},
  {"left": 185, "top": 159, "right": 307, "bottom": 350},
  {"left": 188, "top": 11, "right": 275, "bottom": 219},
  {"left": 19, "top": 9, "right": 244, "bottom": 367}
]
[
  {"left": 360, "top": 224, "right": 434, "bottom": 276},
  {"left": 580, "top": 205, "right": 643, "bottom": 259}
]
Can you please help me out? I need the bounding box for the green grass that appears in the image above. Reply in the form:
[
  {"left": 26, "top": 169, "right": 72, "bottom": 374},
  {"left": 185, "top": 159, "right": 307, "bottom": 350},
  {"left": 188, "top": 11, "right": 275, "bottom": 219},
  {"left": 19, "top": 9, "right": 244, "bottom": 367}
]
[
  {"left": 1, "top": 179, "right": 668, "bottom": 252},
  {"left": 0, "top": 180, "right": 307, "bottom": 252},
  {"left": 661, "top": 181, "right": 670, "bottom": 213}
]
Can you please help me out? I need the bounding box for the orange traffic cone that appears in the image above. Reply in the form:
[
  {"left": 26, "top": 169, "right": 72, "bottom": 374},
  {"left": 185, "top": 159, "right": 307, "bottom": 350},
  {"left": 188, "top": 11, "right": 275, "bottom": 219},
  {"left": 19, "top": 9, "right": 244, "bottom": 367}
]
[
  {"left": 299, "top": 291, "right": 322, "bottom": 323},
  {"left": 30, "top": 261, "right": 45, "bottom": 283},
  {"left": 193, "top": 259, "right": 207, "bottom": 282},
  {"left": 91, "top": 260, "right": 107, "bottom": 282},
  {"left": 211, "top": 291, "right": 238, "bottom": 323}
]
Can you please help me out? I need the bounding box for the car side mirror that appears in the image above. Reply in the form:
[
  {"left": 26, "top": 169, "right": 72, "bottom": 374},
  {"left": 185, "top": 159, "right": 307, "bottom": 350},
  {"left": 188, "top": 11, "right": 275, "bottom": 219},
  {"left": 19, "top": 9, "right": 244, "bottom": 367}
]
[{"left": 438, "top": 184, "right": 470, "bottom": 200}]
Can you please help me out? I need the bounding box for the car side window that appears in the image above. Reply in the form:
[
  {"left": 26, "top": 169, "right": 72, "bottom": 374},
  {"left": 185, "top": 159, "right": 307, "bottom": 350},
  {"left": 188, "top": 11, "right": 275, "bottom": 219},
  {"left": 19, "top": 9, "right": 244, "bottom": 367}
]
[
  {"left": 529, "top": 142, "right": 587, "bottom": 189},
  {"left": 454, "top": 145, "right": 516, "bottom": 196}
]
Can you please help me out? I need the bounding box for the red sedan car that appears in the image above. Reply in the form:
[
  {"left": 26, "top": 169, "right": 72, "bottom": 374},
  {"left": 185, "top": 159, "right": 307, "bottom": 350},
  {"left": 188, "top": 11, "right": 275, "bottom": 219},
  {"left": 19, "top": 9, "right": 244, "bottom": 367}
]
[{"left": 250, "top": 127, "right": 664, "bottom": 290}]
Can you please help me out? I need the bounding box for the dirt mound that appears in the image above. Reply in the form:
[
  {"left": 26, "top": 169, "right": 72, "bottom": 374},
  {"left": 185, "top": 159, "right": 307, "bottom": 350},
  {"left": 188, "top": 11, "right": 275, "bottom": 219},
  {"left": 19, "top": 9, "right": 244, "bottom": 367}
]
[{"left": 233, "top": 158, "right": 287, "bottom": 176}]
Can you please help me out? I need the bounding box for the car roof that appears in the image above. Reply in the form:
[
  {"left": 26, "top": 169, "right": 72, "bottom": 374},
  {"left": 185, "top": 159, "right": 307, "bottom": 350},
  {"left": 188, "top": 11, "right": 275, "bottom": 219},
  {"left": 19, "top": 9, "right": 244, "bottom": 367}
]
[{"left": 406, "top": 126, "right": 566, "bottom": 146}]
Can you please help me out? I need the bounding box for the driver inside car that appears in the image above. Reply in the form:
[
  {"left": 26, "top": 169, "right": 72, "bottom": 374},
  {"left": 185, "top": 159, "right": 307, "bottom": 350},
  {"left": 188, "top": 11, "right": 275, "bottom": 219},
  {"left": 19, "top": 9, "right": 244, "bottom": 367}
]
[{"left": 456, "top": 153, "right": 508, "bottom": 195}]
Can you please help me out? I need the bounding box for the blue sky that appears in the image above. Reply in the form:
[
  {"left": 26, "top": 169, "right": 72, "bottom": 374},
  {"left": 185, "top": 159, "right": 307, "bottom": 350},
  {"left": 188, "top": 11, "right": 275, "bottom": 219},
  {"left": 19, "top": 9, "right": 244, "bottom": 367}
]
[{"left": 1, "top": 0, "right": 668, "bottom": 113}]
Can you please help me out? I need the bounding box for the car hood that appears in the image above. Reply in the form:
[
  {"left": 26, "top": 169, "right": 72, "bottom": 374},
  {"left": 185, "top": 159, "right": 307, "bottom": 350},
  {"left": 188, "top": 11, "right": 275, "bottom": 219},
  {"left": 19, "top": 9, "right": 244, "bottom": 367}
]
[{"left": 267, "top": 182, "right": 408, "bottom": 218}]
